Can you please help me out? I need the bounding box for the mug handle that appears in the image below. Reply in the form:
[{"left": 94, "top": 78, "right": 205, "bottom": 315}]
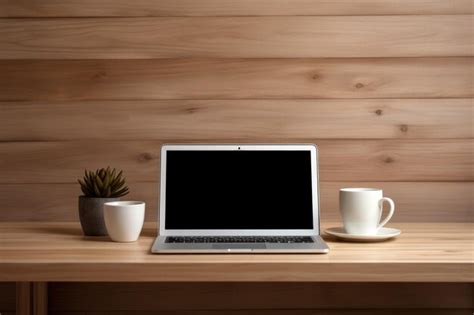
[{"left": 377, "top": 197, "right": 395, "bottom": 229}]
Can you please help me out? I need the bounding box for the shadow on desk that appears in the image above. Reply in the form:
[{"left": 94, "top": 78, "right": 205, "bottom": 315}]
[{"left": 24, "top": 223, "right": 156, "bottom": 242}]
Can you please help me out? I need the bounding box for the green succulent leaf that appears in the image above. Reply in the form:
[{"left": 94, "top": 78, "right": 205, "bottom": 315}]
[
  {"left": 103, "top": 173, "right": 111, "bottom": 189},
  {"left": 86, "top": 170, "right": 94, "bottom": 186},
  {"left": 96, "top": 175, "right": 104, "bottom": 190},
  {"left": 109, "top": 175, "right": 118, "bottom": 187},
  {"left": 79, "top": 167, "right": 128, "bottom": 198},
  {"left": 99, "top": 169, "right": 106, "bottom": 179},
  {"left": 93, "top": 181, "right": 101, "bottom": 196},
  {"left": 83, "top": 174, "right": 93, "bottom": 188},
  {"left": 114, "top": 187, "right": 129, "bottom": 197},
  {"left": 114, "top": 170, "right": 123, "bottom": 181},
  {"left": 110, "top": 168, "right": 116, "bottom": 180},
  {"left": 78, "top": 179, "right": 92, "bottom": 196},
  {"left": 112, "top": 178, "right": 125, "bottom": 190}
]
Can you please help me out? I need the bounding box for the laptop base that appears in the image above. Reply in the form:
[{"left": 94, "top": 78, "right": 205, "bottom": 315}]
[{"left": 151, "top": 235, "right": 329, "bottom": 253}]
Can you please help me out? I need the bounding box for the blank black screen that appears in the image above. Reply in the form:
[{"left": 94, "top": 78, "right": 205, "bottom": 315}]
[{"left": 165, "top": 150, "right": 314, "bottom": 229}]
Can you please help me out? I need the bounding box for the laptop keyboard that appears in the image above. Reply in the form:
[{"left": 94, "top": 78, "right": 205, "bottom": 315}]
[{"left": 165, "top": 236, "right": 314, "bottom": 243}]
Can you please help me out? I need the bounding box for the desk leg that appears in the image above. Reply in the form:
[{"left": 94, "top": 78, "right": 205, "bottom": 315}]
[
  {"left": 33, "top": 282, "right": 48, "bottom": 315},
  {"left": 16, "top": 282, "right": 31, "bottom": 315},
  {"left": 16, "top": 282, "right": 48, "bottom": 315}
]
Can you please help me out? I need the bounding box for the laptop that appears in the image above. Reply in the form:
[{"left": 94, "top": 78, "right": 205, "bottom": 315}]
[{"left": 152, "top": 144, "right": 329, "bottom": 253}]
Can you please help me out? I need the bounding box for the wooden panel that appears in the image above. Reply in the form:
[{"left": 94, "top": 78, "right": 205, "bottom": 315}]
[
  {"left": 320, "top": 182, "right": 473, "bottom": 222},
  {"left": 0, "top": 182, "right": 471, "bottom": 222},
  {"left": 47, "top": 311, "right": 474, "bottom": 315},
  {"left": 0, "top": 140, "right": 470, "bottom": 183},
  {"left": 0, "top": 183, "right": 159, "bottom": 222},
  {"left": 16, "top": 282, "right": 32, "bottom": 315},
  {"left": 1, "top": 16, "right": 471, "bottom": 59},
  {"left": 33, "top": 282, "right": 48, "bottom": 315},
  {"left": 48, "top": 283, "right": 474, "bottom": 310},
  {"left": 0, "top": 282, "right": 15, "bottom": 313},
  {"left": 0, "top": 58, "right": 471, "bottom": 101},
  {"left": 1, "top": 222, "right": 472, "bottom": 282},
  {"left": 3, "top": 261, "right": 472, "bottom": 283},
  {"left": 0, "top": 0, "right": 471, "bottom": 17},
  {"left": 1, "top": 99, "right": 471, "bottom": 141}
]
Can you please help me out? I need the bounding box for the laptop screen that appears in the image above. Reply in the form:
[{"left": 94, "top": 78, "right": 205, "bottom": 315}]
[{"left": 164, "top": 150, "right": 314, "bottom": 230}]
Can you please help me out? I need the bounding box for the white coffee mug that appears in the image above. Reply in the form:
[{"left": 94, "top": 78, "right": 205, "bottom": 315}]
[
  {"left": 339, "top": 188, "right": 395, "bottom": 235},
  {"left": 104, "top": 201, "right": 145, "bottom": 242}
]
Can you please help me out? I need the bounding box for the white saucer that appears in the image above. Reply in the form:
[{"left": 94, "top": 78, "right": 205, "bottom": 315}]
[{"left": 324, "top": 227, "right": 401, "bottom": 242}]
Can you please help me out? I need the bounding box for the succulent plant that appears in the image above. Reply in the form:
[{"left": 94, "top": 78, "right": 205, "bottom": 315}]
[{"left": 78, "top": 167, "right": 129, "bottom": 198}]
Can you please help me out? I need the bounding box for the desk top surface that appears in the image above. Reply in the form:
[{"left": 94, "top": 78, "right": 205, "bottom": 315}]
[{"left": 0, "top": 222, "right": 472, "bottom": 282}]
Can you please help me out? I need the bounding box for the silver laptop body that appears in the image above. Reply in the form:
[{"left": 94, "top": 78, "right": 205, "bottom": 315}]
[{"left": 152, "top": 144, "right": 329, "bottom": 253}]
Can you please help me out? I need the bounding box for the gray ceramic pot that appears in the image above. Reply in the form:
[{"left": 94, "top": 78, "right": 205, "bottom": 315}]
[{"left": 78, "top": 196, "right": 120, "bottom": 236}]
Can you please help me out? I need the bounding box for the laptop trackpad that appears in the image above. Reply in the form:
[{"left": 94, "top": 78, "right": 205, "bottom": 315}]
[{"left": 212, "top": 243, "right": 266, "bottom": 250}]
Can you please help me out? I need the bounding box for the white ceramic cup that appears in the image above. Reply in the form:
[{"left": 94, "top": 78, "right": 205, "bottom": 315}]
[
  {"left": 339, "top": 188, "right": 395, "bottom": 235},
  {"left": 104, "top": 201, "right": 145, "bottom": 242}
]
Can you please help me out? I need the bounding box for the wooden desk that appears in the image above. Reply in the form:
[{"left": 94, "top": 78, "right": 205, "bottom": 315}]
[
  {"left": 0, "top": 222, "right": 472, "bottom": 315},
  {"left": 0, "top": 222, "right": 472, "bottom": 283}
]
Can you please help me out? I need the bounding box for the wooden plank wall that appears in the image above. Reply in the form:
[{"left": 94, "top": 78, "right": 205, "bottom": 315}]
[
  {"left": 0, "top": 1, "right": 472, "bottom": 225},
  {"left": 0, "top": 2, "right": 473, "bottom": 315}
]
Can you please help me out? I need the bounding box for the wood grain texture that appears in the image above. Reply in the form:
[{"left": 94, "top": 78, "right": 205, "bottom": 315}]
[
  {"left": 0, "top": 58, "right": 471, "bottom": 101},
  {"left": 1, "top": 99, "right": 472, "bottom": 141},
  {"left": 33, "top": 282, "right": 48, "bottom": 315},
  {"left": 0, "top": 140, "right": 471, "bottom": 183},
  {"left": 0, "top": 0, "right": 471, "bottom": 233},
  {"left": 0, "top": 0, "right": 471, "bottom": 17},
  {"left": 0, "top": 222, "right": 472, "bottom": 282},
  {"left": 48, "top": 282, "right": 474, "bottom": 310},
  {"left": 1, "top": 16, "right": 471, "bottom": 59},
  {"left": 16, "top": 282, "right": 32, "bottom": 315},
  {"left": 45, "top": 311, "right": 474, "bottom": 315},
  {"left": 0, "top": 182, "right": 471, "bottom": 222}
]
